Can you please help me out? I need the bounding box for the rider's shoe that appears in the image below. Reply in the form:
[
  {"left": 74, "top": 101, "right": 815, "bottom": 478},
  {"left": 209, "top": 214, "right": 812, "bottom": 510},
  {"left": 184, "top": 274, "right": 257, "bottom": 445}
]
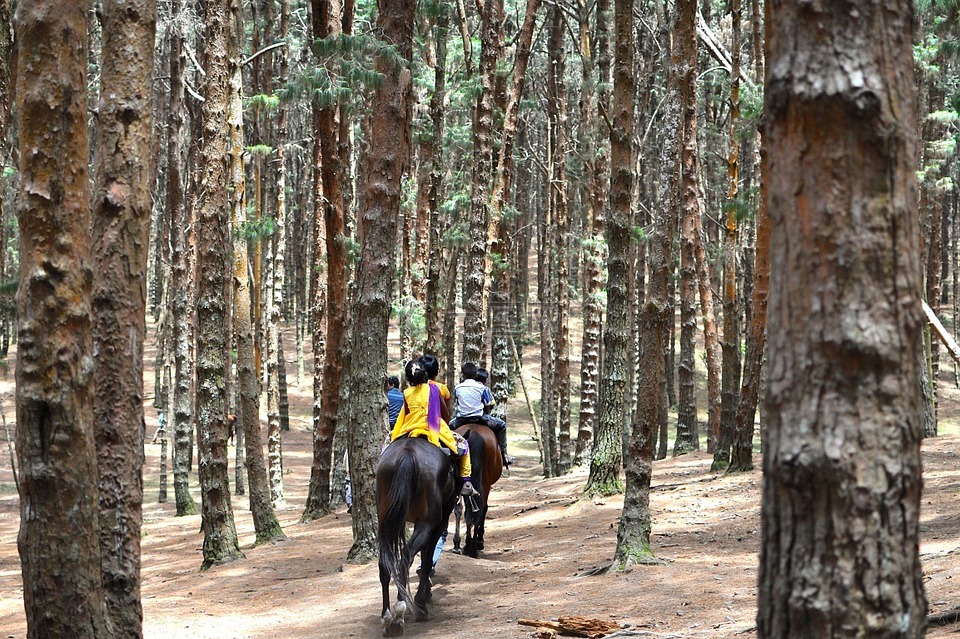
[
  {"left": 503, "top": 454, "right": 516, "bottom": 466},
  {"left": 460, "top": 480, "right": 480, "bottom": 497}
]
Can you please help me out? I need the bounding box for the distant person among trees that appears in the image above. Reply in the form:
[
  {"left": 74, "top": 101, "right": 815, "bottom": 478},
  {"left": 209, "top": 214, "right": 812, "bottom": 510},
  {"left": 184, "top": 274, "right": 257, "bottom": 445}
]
[
  {"left": 385, "top": 375, "right": 404, "bottom": 428},
  {"left": 451, "top": 362, "right": 515, "bottom": 466},
  {"left": 390, "top": 358, "right": 480, "bottom": 497}
]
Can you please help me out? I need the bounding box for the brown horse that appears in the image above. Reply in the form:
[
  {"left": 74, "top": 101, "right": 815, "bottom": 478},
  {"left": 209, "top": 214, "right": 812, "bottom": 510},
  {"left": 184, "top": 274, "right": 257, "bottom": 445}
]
[
  {"left": 376, "top": 436, "right": 459, "bottom": 636},
  {"left": 453, "top": 422, "right": 503, "bottom": 558}
]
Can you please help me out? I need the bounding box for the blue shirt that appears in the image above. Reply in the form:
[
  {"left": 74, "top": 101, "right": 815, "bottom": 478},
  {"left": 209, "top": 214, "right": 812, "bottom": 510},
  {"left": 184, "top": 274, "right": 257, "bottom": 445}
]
[{"left": 387, "top": 387, "right": 405, "bottom": 427}]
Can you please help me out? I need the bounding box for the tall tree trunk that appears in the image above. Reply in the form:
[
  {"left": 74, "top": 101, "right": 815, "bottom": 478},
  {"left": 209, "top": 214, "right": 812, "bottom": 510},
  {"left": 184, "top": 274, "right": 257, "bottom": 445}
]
[
  {"left": 547, "top": 4, "right": 572, "bottom": 474},
  {"left": 729, "top": 17, "right": 767, "bottom": 474},
  {"left": 229, "top": 19, "right": 284, "bottom": 544},
  {"left": 584, "top": 0, "right": 634, "bottom": 498},
  {"left": 303, "top": 0, "right": 348, "bottom": 521},
  {"left": 759, "top": 1, "right": 926, "bottom": 636},
  {"left": 169, "top": 19, "right": 199, "bottom": 517},
  {"left": 411, "top": 37, "right": 432, "bottom": 314},
  {"left": 399, "top": 200, "right": 414, "bottom": 358},
  {"left": 715, "top": 0, "right": 742, "bottom": 471},
  {"left": 463, "top": 0, "right": 504, "bottom": 364},
  {"left": 487, "top": 0, "right": 541, "bottom": 437},
  {"left": 575, "top": 0, "right": 608, "bottom": 466},
  {"left": 91, "top": 0, "right": 156, "bottom": 633},
  {"left": 15, "top": 1, "right": 113, "bottom": 635},
  {"left": 423, "top": 4, "right": 449, "bottom": 356},
  {"left": 924, "top": 172, "right": 942, "bottom": 434},
  {"left": 441, "top": 253, "right": 461, "bottom": 389},
  {"left": 340, "top": 0, "right": 415, "bottom": 563},
  {"left": 694, "top": 214, "right": 721, "bottom": 458},
  {"left": 611, "top": 0, "right": 678, "bottom": 565},
  {"left": 195, "top": 0, "right": 243, "bottom": 569},
  {"left": 538, "top": 141, "right": 557, "bottom": 475},
  {"left": 265, "top": 0, "right": 289, "bottom": 507},
  {"left": 673, "top": 0, "right": 699, "bottom": 457}
]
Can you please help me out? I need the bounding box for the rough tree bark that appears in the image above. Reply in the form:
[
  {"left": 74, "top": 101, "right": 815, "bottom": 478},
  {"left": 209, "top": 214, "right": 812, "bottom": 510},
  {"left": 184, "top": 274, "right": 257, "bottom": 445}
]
[
  {"left": 195, "top": 0, "right": 243, "bottom": 569},
  {"left": 486, "top": 0, "right": 541, "bottom": 436},
  {"left": 91, "top": 0, "right": 156, "bottom": 634},
  {"left": 729, "top": 23, "right": 767, "bottom": 474},
  {"left": 584, "top": 0, "right": 634, "bottom": 498},
  {"left": 15, "top": 1, "right": 113, "bottom": 635},
  {"left": 168, "top": 18, "right": 199, "bottom": 518},
  {"left": 547, "top": 3, "right": 572, "bottom": 474},
  {"left": 340, "top": 0, "right": 416, "bottom": 563},
  {"left": 714, "top": 0, "right": 742, "bottom": 471},
  {"left": 728, "top": 170, "right": 769, "bottom": 473},
  {"left": 303, "top": 0, "right": 348, "bottom": 521},
  {"left": 673, "top": 0, "right": 700, "bottom": 457},
  {"left": 462, "top": 0, "right": 503, "bottom": 364},
  {"left": 575, "top": 0, "right": 608, "bottom": 466},
  {"left": 229, "top": 8, "right": 284, "bottom": 544},
  {"left": 423, "top": 3, "right": 449, "bottom": 357},
  {"left": 264, "top": 0, "right": 291, "bottom": 509},
  {"left": 759, "top": 1, "right": 926, "bottom": 636},
  {"left": 610, "top": 0, "right": 681, "bottom": 565}
]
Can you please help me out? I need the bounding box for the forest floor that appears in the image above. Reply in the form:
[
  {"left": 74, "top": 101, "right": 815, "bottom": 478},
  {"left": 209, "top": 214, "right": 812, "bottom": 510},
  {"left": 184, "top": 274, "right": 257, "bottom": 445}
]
[{"left": 0, "top": 326, "right": 959, "bottom": 639}]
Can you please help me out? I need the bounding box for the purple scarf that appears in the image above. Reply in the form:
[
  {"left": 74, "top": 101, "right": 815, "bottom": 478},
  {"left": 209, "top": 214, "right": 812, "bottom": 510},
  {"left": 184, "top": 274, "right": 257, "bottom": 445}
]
[{"left": 426, "top": 383, "right": 442, "bottom": 435}]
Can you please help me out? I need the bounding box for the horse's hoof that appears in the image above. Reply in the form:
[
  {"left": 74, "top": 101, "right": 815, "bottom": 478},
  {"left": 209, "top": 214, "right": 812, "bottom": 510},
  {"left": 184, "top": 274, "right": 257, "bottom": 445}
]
[
  {"left": 382, "top": 602, "right": 406, "bottom": 637},
  {"left": 476, "top": 541, "right": 484, "bottom": 550},
  {"left": 452, "top": 547, "right": 462, "bottom": 555},
  {"left": 415, "top": 609, "right": 430, "bottom": 622}
]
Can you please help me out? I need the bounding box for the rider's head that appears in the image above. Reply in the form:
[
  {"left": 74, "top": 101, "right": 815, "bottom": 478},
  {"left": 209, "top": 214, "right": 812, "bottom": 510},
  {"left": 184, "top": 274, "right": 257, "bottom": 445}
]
[
  {"left": 386, "top": 375, "right": 400, "bottom": 389},
  {"left": 419, "top": 354, "right": 440, "bottom": 380},
  {"left": 405, "top": 359, "right": 429, "bottom": 386},
  {"left": 475, "top": 368, "right": 489, "bottom": 384},
  {"left": 460, "top": 361, "right": 478, "bottom": 381}
]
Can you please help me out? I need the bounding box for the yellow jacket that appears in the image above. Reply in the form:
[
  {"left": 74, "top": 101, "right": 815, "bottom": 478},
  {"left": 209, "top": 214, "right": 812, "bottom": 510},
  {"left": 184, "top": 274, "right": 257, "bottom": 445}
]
[
  {"left": 391, "top": 383, "right": 457, "bottom": 451},
  {"left": 390, "top": 381, "right": 472, "bottom": 478}
]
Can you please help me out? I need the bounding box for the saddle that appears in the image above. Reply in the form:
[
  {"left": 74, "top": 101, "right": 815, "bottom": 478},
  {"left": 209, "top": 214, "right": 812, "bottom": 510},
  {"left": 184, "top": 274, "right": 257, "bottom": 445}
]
[
  {"left": 455, "top": 415, "right": 487, "bottom": 428},
  {"left": 396, "top": 432, "right": 459, "bottom": 457}
]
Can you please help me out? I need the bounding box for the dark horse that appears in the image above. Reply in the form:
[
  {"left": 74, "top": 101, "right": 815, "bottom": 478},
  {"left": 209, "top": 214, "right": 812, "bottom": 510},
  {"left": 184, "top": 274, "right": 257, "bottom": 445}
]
[
  {"left": 452, "top": 422, "right": 503, "bottom": 558},
  {"left": 376, "top": 436, "right": 459, "bottom": 637}
]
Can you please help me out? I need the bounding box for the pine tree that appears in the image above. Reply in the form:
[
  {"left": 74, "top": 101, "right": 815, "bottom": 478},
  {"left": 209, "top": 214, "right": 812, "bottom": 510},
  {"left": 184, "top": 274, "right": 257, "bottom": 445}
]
[
  {"left": 759, "top": 1, "right": 926, "bottom": 635},
  {"left": 91, "top": 0, "right": 157, "bottom": 633}
]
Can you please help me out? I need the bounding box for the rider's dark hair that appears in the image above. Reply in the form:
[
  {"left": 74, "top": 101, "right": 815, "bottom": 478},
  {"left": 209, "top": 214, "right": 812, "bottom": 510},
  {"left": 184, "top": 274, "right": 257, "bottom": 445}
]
[
  {"left": 475, "top": 368, "right": 489, "bottom": 384},
  {"left": 460, "top": 361, "right": 478, "bottom": 381},
  {"left": 405, "top": 359, "right": 429, "bottom": 386},
  {"left": 387, "top": 375, "right": 400, "bottom": 389},
  {"left": 419, "top": 354, "right": 440, "bottom": 380}
]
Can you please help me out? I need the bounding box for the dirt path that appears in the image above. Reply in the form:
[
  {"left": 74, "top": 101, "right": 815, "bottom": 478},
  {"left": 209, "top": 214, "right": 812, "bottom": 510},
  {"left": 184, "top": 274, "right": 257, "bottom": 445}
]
[
  {"left": 2, "top": 418, "right": 958, "bottom": 639},
  {"left": 1, "top": 327, "right": 959, "bottom": 638}
]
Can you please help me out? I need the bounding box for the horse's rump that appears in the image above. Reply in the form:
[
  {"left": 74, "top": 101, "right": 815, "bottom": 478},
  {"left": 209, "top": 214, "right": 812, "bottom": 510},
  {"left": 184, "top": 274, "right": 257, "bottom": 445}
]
[{"left": 376, "top": 436, "right": 458, "bottom": 629}]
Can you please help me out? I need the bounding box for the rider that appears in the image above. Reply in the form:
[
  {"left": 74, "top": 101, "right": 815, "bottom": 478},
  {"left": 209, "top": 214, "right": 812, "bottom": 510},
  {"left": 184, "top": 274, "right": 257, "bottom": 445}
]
[
  {"left": 418, "top": 353, "right": 452, "bottom": 420},
  {"left": 385, "top": 375, "right": 404, "bottom": 428},
  {"left": 451, "top": 362, "right": 515, "bottom": 466},
  {"left": 390, "top": 358, "right": 480, "bottom": 497}
]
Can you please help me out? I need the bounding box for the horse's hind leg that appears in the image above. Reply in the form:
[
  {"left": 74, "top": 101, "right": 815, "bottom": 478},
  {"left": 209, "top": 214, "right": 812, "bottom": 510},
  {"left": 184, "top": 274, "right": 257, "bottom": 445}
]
[
  {"left": 380, "top": 561, "right": 391, "bottom": 617},
  {"left": 380, "top": 561, "right": 406, "bottom": 637},
  {"left": 407, "top": 526, "right": 437, "bottom": 622},
  {"left": 464, "top": 520, "right": 476, "bottom": 558},
  {"left": 475, "top": 503, "right": 488, "bottom": 551}
]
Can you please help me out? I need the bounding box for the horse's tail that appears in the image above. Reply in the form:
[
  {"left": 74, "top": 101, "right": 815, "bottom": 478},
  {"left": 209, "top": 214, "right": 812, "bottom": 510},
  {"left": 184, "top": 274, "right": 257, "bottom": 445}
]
[{"left": 378, "top": 447, "right": 419, "bottom": 608}]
